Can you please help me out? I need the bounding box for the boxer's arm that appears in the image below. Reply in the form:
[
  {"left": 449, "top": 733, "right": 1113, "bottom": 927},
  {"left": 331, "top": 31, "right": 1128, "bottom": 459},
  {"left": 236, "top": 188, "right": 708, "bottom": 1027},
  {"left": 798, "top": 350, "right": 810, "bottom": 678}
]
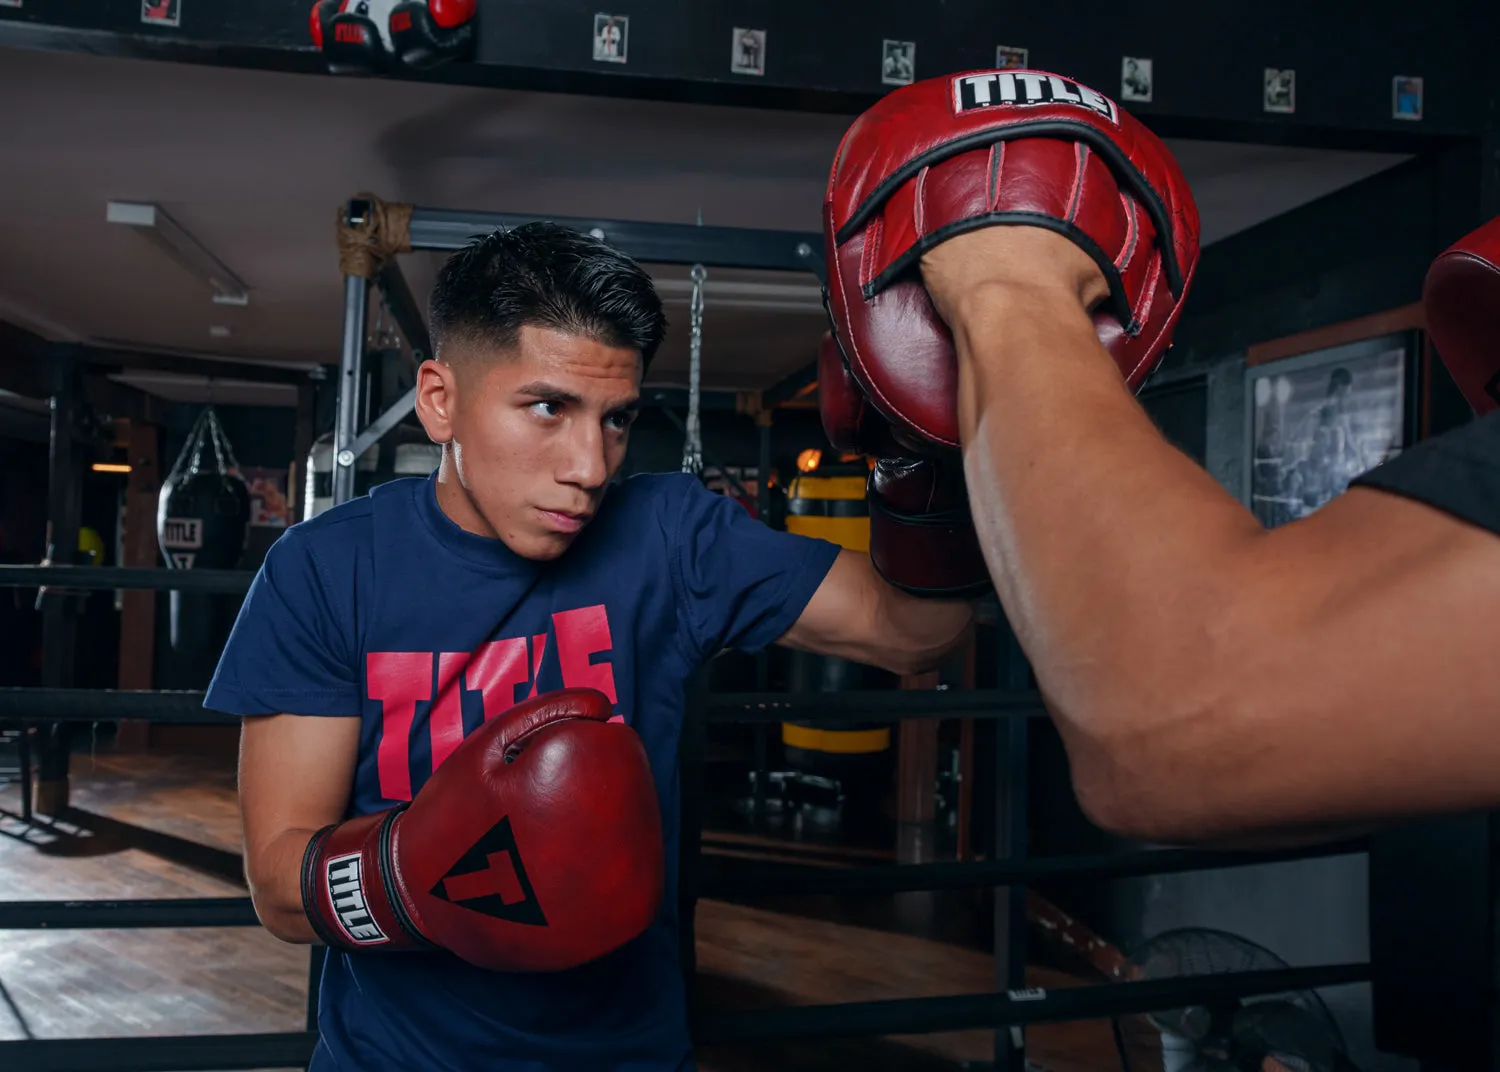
[
  {"left": 778, "top": 549, "right": 974, "bottom": 675},
  {"left": 239, "top": 713, "right": 361, "bottom": 942},
  {"left": 924, "top": 226, "right": 1500, "bottom": 845}
]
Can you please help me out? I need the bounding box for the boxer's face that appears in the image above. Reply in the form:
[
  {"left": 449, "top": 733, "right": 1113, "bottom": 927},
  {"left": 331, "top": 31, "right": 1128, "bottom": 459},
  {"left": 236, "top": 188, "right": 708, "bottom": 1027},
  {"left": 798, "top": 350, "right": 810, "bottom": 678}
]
[{"left": 418, "top": 323, "right": 640, "bottom": 560}]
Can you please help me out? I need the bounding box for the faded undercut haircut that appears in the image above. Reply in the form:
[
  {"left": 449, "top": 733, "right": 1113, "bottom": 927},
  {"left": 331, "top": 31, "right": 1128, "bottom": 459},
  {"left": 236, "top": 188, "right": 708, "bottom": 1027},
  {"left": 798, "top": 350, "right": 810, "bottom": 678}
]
[{"left": 428, "top": 221, "right": 667, "bottom": 370}]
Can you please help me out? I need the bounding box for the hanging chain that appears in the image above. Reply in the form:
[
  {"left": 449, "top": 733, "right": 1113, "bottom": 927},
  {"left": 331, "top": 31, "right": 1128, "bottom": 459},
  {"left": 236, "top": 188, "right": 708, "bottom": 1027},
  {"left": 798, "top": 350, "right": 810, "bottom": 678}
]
[
  {"left": 206, "top": 407, "right": 242, "bottom": 477},
  {"left": 681, "top": 263, "right": 707, "bottom": 476},
  {"left": 164, "top": 408, "right": 210, "bottom": 486},
  {"left": 164, "top": 406, "right": 243, "bottom": 485}
]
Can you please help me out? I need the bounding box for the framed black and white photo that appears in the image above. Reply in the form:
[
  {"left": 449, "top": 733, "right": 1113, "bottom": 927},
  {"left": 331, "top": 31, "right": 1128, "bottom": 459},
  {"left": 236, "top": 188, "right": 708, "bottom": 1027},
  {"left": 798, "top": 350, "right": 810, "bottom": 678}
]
[
  {"left": 1245, "top": 332, "right": 1416, "bottom": 528},
  {"left": 731, "top": 27, "right": 766, "bottom": 76},
  {"left": 1121, "top": 56, "right": 1153, "bottom": 102},
  {"left": 881, "top": 39, "right": 915, "bottom": 86},
  {"left": 1264, "top": 67, "right": 1296, "bottom": 113}
]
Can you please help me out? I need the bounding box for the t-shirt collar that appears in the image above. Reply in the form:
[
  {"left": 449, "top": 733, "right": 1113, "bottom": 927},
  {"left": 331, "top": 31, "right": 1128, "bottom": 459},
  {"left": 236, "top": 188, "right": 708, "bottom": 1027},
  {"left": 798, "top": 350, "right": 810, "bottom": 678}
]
[{"left": 416, "top": 470, "right": 542, "bottom": 575}]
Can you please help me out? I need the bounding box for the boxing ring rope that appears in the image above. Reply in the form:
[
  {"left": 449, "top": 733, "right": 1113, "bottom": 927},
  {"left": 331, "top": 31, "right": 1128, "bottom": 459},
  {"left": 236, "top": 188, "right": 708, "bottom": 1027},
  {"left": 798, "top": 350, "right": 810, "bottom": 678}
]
[
  {"left": 0, "top": 588, "right": 1375, "bottom": 1071},
  {"left": 0, "top": 204, "right": 1374, "bottom": 1071}
]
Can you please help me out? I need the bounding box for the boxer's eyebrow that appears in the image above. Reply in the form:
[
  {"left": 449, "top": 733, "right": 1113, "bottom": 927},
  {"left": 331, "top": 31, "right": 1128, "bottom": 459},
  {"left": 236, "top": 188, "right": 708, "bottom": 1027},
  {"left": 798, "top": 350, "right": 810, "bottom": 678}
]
[
  {"left": 515, "top": 381, "right": 581, "bottom": 405},
  {"left": 516, "top": 381, "right": 639, "bottom": 414}
]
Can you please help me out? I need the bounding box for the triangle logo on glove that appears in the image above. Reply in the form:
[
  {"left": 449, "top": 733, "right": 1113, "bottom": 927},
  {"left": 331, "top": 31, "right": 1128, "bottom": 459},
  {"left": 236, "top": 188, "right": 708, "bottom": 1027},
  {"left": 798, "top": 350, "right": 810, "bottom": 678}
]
[{"left": 428, "top": 815, "right": 548, "bottom": 927}]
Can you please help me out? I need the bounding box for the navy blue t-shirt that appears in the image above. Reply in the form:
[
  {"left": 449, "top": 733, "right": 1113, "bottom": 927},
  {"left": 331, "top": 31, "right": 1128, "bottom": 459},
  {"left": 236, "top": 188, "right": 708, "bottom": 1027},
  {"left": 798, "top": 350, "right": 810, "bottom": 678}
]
[{"left": 205, "top": 471, "right": 840, "bottom": 1072}]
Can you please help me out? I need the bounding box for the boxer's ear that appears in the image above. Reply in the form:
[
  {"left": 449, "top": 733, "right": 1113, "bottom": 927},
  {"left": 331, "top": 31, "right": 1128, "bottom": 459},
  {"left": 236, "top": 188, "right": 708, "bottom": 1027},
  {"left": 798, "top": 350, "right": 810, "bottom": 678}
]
[{"left": 414, "top": 358, "right": 458, "bottom": 444}]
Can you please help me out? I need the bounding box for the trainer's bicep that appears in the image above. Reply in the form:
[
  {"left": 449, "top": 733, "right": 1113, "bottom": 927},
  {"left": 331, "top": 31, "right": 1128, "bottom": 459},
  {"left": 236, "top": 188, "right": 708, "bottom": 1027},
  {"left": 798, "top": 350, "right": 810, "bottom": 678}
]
[
  {"left": 238, "top": 714, "right": 360, "bottom": 865},
  {"left": 1166, "top": 487, "right": 1500, "bottom": 838}
]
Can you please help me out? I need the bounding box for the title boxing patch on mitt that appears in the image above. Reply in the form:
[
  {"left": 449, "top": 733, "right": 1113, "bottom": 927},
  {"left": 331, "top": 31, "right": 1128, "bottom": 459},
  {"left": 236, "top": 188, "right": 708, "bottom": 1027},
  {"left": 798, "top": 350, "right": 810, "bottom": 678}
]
[{"left": 952, "top": 71, "right": 1119, "bottom": 124}]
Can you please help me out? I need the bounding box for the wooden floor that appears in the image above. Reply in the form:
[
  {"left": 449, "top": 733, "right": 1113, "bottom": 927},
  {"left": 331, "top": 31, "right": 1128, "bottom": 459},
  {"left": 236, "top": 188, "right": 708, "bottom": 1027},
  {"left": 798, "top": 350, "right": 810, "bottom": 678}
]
[{"left": 0, "top": 749, "right": 1163, "bottom": 1071}]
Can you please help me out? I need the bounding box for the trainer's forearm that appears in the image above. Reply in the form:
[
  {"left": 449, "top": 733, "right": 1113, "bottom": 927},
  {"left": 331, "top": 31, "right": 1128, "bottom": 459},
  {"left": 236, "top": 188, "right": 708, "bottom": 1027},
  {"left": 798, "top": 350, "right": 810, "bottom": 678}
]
[
  {"left": 951, "top": 286, "right": 1263, "bottom": 759},
  {"left": 247, "top": 828, "right": 324, "bottom": 944}
]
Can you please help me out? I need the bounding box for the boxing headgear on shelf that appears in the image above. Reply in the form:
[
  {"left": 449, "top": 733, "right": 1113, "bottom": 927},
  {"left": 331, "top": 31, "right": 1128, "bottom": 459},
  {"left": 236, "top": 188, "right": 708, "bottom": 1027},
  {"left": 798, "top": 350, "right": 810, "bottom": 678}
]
[{"left": 310, "top": 0, "right": 476, "bottom": 75}]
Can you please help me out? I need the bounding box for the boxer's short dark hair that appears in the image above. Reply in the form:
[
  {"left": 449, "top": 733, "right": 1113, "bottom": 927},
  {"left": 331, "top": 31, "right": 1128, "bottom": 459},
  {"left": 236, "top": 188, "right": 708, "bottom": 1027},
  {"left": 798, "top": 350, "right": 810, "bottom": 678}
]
[{"left": 429, "top": 221, "right": 667, "bottom": 370}]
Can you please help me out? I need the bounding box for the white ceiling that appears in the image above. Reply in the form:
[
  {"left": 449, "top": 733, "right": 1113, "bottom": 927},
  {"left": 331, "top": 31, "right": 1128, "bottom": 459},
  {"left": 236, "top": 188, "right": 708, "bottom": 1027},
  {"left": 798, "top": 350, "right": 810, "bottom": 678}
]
[{"left": 0, "top": 45, "right": 1410, "bottom": 406}]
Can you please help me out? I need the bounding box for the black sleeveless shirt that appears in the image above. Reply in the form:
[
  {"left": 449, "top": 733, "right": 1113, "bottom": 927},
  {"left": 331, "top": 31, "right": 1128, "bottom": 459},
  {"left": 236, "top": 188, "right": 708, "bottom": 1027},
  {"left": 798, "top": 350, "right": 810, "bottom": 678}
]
[{"left": 1352, "top": 410, "right": 1500, "bottom": 535}]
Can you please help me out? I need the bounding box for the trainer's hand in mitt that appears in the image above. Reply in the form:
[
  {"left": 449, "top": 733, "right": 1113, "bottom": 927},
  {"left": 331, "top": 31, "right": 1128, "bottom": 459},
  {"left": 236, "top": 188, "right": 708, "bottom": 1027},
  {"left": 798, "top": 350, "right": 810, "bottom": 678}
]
[
  {"left": 822, "top": 68, "right": 1203, "bottom": 454},
  {"left": 302, "top": 687, "right": 664, "bottom": 972}
]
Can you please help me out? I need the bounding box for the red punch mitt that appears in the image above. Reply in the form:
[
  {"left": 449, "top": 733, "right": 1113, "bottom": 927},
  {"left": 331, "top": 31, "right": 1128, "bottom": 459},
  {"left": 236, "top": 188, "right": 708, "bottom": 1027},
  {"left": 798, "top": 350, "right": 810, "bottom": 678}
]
[
  {"left": 302, "top": 688, "right": 664, "bottom": 973},
  {"left": 823, "top": 69, "right": 1202, "bottom": 451},
  {"left": 1424, "top": 216, "right": 1500, "bottom": 417}
]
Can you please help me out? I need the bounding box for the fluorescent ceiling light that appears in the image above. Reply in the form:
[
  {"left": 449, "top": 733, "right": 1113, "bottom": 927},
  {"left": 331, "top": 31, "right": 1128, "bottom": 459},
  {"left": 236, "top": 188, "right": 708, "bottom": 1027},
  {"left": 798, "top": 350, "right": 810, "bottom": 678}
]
[{"left": 107, "top": 201, "right": 250, "bottom": 306}]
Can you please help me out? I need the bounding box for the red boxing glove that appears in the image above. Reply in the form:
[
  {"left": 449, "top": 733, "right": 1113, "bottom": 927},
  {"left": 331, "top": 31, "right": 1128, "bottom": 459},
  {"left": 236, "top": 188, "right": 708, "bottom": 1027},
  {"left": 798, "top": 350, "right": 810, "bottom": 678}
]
[
  {"left": 819, "top": 332, "right": 990, "bottom": 597},
  {"left": 302, "top": 688, "right": 664, "bottom": 973},
  {"left": 1424, "top": 216, "right": 1500, "bottom": 417},
  {"left": 869, "top": 454, "right": 991, "bottom": 598},
  {"left": 823, "top": 69, "right": 1202, "bottom": 452},
  {"left": 390, "top": 0, "right": 477, "bottom": 69},
  {"left": 818, "top": 330, "right": 887, "bottom": 455}
]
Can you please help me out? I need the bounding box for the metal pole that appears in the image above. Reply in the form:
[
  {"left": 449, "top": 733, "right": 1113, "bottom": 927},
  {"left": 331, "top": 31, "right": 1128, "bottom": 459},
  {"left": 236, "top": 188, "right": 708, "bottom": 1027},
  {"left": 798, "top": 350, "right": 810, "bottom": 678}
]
[
  {"left": 992, "top": 624, "right": 1031, "bottom": 1071},
  {"left": 333, "top": 275, "right": 369, "bottom": 506},
  {"left": 753, "top": 414, "right": 774, "bottom": 822},
  {"left": 36, "top": 346, "right": 81, "bottom": 817}
]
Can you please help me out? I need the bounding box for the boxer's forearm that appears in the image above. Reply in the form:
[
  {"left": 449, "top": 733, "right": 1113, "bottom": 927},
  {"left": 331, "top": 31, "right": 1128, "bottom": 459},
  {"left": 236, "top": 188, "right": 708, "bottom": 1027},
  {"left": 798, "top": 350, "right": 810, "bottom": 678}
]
[
  {"left": 874, "top": 584, "right": 976, "bottom": 675},
  {"left": 949, "top": 286, "right": 1264, "bottom": 800},
  {"left": 246, "top": 828, "right": 322, "bottom": 944},
  {"left": 782, "top": 550, "right": 974, "bottom": 674}
]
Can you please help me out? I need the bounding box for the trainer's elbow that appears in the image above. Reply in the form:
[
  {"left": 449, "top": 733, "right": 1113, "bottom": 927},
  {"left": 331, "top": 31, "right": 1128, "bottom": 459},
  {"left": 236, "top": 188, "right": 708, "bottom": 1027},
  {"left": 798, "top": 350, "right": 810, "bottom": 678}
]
[{"left": 1056, "top": 692, "right": 1231, "bottom": 846}]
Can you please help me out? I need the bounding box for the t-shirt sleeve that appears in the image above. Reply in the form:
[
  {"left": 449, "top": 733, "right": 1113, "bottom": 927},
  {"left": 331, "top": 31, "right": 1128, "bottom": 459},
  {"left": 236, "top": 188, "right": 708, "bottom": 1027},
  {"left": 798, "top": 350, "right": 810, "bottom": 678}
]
[
  {"left": 1350, "top": 410, "right": 1500, "bottom": 536},
  {"left": 670, "top": 480, "right": 842, "bottom": 661},
  {"left": 203, "top": 525, "right": 363, "bottom": 717}
]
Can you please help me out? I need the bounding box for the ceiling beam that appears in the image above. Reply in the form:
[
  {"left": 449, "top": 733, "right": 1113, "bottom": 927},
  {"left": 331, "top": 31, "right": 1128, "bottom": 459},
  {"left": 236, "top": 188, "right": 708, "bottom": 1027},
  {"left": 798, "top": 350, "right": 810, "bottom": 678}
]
[
  {"left": 79, "top": 345, "right": 320, "bottom": 385},
  {"left": 762, "top": 361, "right": 820, "bottom": 409}
]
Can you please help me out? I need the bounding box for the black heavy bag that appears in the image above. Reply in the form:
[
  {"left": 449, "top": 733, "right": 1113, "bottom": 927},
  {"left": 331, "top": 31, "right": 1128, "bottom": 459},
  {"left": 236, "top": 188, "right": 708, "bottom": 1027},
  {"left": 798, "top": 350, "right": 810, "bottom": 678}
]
[{"left": 157, "top": 408, "right": 250, "bottom": 654}]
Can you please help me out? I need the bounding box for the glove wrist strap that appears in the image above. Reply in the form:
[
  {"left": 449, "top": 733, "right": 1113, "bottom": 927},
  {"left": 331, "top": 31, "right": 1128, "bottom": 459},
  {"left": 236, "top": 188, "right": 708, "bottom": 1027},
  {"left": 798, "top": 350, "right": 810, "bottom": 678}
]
[{"left": 302, "top": 809, "right": 430, "bottom": 954}]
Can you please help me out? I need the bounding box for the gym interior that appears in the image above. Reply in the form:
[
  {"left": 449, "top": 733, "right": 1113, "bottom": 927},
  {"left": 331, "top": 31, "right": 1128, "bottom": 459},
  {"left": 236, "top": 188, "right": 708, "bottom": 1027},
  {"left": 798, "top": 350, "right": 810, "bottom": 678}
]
[{"left": 0, "top": 3, "right": 1495, "bottom": 1071}]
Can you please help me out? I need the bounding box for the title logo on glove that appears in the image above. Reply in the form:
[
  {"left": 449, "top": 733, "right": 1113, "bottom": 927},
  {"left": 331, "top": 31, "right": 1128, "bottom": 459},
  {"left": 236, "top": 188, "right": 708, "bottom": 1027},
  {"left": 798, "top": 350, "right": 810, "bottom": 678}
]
[{"left": 953, "top": 72, "right": 1118, "bottom": 125}]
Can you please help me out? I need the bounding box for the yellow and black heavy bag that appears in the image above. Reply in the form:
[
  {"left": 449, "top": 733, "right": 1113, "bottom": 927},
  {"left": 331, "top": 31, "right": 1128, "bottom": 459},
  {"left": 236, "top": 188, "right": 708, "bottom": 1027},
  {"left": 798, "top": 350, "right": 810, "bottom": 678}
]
[{"left": 781, "top": 461, "right": 895, "bottom": 780}]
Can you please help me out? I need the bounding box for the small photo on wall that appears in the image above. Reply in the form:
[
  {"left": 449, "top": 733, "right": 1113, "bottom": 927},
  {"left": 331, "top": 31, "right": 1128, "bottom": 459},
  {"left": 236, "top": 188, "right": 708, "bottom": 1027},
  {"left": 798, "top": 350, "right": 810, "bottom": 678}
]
[
  {"left": 995, "top": 45, "right": 1029, "bottom": 69},
  {"left": 1121, "top": 56, "right": 1153, "bottom": 102},
  {"left": 1264, "top": 67, "right": 1296, "bottom": 113},
  {"left": 1246, "top": 335, "right": 1411, "bottom": 529},
  {"left": 882, "top": 39, "right": 915, "bottom": 86},
  {"left": 1393, "top": 75, "right": 1423, "bottom": 121},
  {"left": 142, "top": 0, "right": 180, "bottom": 26},
  {"left": 731, "top": 27, "right": 766, "bottom": 76},
  {"left": 593, "top": 13, "right": 628, "bottom": 64}
]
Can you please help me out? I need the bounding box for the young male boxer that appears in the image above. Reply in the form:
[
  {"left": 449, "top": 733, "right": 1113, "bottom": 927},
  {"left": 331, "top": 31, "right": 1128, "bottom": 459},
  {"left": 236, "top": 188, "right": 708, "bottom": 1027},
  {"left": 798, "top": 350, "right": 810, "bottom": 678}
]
[
  {"left": 207, "top": 222, "right": 974, "bottom": 1070},
  {"left": 822, "top": 68, "right": 1500, "bottom": 848}
]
